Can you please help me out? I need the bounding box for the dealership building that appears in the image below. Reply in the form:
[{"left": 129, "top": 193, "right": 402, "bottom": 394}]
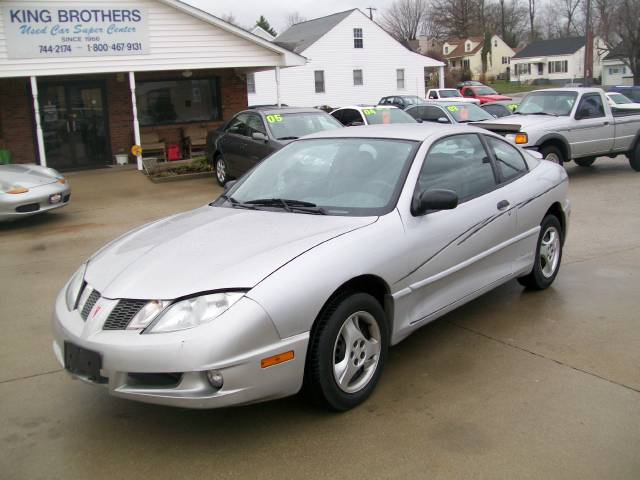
[{"left": 0, "top": 1, "right": 304, "bottom": 170}]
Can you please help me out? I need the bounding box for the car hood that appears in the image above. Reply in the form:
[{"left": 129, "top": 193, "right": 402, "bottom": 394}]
[
  {"left": 85, "top": 206, "right": 376, "bottom": 300},
  {"left": 0, "top": 164, "right": 58, "bottom": 189},
  {"left": 473, "top": 114, "right": 563, "bottom": 130},
  {"left": 479, "top": 94, "right": 512, "bottom": 101}
]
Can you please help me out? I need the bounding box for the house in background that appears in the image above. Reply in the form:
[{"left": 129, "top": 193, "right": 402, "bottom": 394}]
[
  {"left": 247, "top": 9, "right": 444, "bottom": 107},
  {"left": 443, "top": 35, "right": 515, "bottom": 80},
  {"left": 602, "top": 46, "right": 634, "bottom": 86},
  {"left": 510, "top": 37, "right": 605, "bottom": 84}
]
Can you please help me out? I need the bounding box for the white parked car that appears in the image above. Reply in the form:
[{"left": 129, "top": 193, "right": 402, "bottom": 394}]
[
  {"left": 605, "top": 92, "right": 640, "bottom": 111},
  {"left": 1, "top": 164, "right": 70, "bottom": 221},
  {"left": 330, "top": 105, "right": 417, "bottom": 126},
  {"left": 53, "top": 124, "right": 569, "bottom": 411},
  {"left": 426, "top": 88, "right": 481, "bottom": 105}
]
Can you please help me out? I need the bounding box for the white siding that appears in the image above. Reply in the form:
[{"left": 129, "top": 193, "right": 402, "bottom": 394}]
[
  {"left": 249, "top": 10, "right": 443, "bottom": 107},
  {"left": 511, "top": 52, "right": 583, "bottom": 83},
  {"left": 0, "top": 0, "right": 283, "bottom": 77},
  {"left": 602, "top": 59, "right": 634, "bottom": 86}
]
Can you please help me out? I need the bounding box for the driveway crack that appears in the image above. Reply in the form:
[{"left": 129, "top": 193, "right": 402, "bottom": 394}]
[
  {"left": 0, "top": 368, "right": 63, "bottom": 385},
  {"left": 448, "top": 320, "right": 640, "bottom": 394}
]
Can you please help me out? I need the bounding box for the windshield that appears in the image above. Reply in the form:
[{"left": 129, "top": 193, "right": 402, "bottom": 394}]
[
  {"left": 474, "top": 87, "right": 498, "bottom": 95},
  {"left": 225, "top": 138, "right": 418, "bottom": 216},
  {"left": 440, "top": 89, "right": 462, "bottom": 98},
  {"left": 518, "top": 91, "right": 578, "bottom": 116},
  {"left": 609, "top": 93, "right": 633, "bottom": 105},
  {"left": 403, "top": 96, "right": 424, "bottom": 105},
  {"left": 363, "top": 108, "right": 417, "bottom": 125},
  {"left": 447, "top": 104, "right": 494, "bottom": 122},
  {"left": 266, "top": 112, "right": 343, "bottom": 140}
]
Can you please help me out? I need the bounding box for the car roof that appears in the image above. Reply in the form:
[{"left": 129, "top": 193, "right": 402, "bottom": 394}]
[
  {"left": 529, "top": 87, "right": 604, "bottom": 94},
  {"left": 336, "top": 105, "right": 400, "bottom": 110},
  {"left": 301, "top": 123, "right": 485, "bottom": 141},
  {"left": 245, "top": 107, "right": 325, "bottom": 115}
]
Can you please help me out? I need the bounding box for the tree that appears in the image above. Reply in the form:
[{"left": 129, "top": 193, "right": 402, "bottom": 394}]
[
  {"left": 381, "top": 0, "right": 430, "bottom": 44},
  {"left": 557, "top": 0, "right": 583, "bottom": 36},
  {"left": 285, "top": 12, "right": 307, "bottom": 28},
  {"left": 255, "top": 15, "right": 277, "bottom": 37},
  {"left": 528, "top": 0, "right": 536, "bottom": 40},
  {"left": 431, "top": 0, "right": 479, "bottom": 38}
]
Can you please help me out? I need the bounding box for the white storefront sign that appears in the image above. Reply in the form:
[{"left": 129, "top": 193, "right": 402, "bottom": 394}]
[{"left": 2, "top": 5, "right": 149, "bottom": 59}]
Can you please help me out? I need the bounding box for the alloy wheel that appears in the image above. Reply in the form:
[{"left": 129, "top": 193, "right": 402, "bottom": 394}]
[{"left": 539, "top": 226, "right": 561, "bottom": 278}]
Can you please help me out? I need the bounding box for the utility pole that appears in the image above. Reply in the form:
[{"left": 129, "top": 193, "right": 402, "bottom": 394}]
[
  {"left": 583, "top": 0, "right": 592, "bottom": 86},
  {"left": 366, "top": 7, "right": 377, "bottom": 20}
]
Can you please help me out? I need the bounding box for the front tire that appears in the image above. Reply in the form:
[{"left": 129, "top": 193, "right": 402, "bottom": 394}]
[
  {"left": 304, "top": 292, "right": 389, "bottom": 411},
  {"left": 214, "top": 154, "right": 231, "bottom": 186},
  {"left": 575, "top": 157, "right": 595, "bottom": 167},
  {"left": 540, "top": 145, "right": 564, "bottom": 165},
  {"left": 629, "top": 143, "right": 640, "bottom": 172},
  {"left": 518, "top": 215, "right": 563, "bottom": 290}
]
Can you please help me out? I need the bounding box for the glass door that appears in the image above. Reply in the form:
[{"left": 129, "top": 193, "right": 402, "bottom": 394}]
[{"left": 39, "top": 82, "right": 110, "bottom": 170}]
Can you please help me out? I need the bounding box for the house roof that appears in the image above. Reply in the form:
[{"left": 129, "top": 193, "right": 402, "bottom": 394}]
[
  {"left": 604, "top": 44, "right": 628, "bottom": 61},
  {"left": 513, "top": 37, "right": 585, "bottom": 59},
  {"left": 444, "top": 37, "right": 484, "bottom": 59},
  {"left": 251, "top": 25, "right": 276, "bottom": 41},
  {"left": 274, "top": 9, "right": 356, "bottom": 53}
]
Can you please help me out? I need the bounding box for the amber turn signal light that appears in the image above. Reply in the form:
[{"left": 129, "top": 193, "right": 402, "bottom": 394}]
[
  {"left": 7, "top": 186, "right": 29, "bottom": 194},
  {"left": 261, "top": 350, "right": 294, "bottom": 369},
  {"left": 514, "top": 133, "right": 528, "bottom": 144},
  {"left": 58, "top": 178, "right": 67, "bottom": 184}
]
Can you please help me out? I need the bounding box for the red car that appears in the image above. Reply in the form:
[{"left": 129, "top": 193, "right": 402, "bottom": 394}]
[{"left": 460, "top": 86, "right": 512, "bottom": 104}]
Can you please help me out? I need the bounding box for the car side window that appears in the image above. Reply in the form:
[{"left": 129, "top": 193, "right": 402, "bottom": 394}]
[
  {"left": 380, "top": 98, "right": 390, "bottom": 105},
  {"left": 428, "top": 91, "right": 438, "bottom": 99},
  {"left": 576, "top": 94, "right": 605, "bottom": 119},
  {"left": 486, "top": 136, "right": 528, "bottom": 182},
  {"left": 423, "top": 106, "right": 448, "bottom": 122},
  {"left": 226, "top": 113, "right": 249, "bottom": 136},
  {"left": 463, "top": 89, "right": 475, "bottom": 97},
  {"left": 331, "top": 110, "right": 345, "bottom": 124},
  {"left": 246, "top": 114, "right": 267, "bottom": 136},
  {"left": 416, "top": 134, "right": 497, "bottom": 202},
  {"left": 342, "top": 109, "right": 363, "bottom": 125}
]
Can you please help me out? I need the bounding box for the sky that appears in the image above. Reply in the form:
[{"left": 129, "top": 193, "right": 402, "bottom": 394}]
[{"left": 185, "top": 0, "right": 391, "bottom": 32}]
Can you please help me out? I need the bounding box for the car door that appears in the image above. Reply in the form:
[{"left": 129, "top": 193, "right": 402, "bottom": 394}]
[
  {"left": 423, "top": 105, "right": 450, "bottom": 123},
  {"left": 218, "top": 113, "right": 250, "bottom": 177},
  {"left": 237, "top": 113, "right": 274, "bottom": 175},
  {"left": 397, "top": 133, "right": 518, "bottom": 329},
  {"left": 571, "top": 93, "right": 614, "bottom": 157}
]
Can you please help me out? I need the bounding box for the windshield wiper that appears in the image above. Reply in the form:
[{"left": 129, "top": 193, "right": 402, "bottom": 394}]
[
  {"left": 219, "top": 194, "right": 256, "bottom": 210},
  {"left": 245, "top": 198, "right": 327, "bottom": 215},
  {"left": 277, "top": 136, "right": 299, "bottom": 140}
]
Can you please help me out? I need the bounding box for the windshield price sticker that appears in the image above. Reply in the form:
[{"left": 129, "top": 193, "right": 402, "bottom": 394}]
[
  {"left": 447, "top": 105, "right": 459, "bottom": 113},
  {"left": 266, "top": 114, "right": 283, "bottom": 123},
  {"left": 507, "top": 104, "right": 518, "bottom": 112},
  {"left": 363, "top": 109, "right": 378, "bottom": 116}
]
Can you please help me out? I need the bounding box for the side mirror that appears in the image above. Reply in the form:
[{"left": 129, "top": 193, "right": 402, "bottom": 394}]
[
  {"left": 348, "top": 121, "right": 364, "bottom": 127},
  {"left": 223, "top": 180, "right": 237, "bottom": 191},
  {"left": 415, "top": 118, "right": 423, "bottom": 123},
  {"left": 437, "top": 117, "right": 450, "bottom": 124},
  {"left": 412, "top": 189, "right": 458, "bottom": 216},
  {"left": 252, "top": 131, "right": 268, "bottom": 142}
]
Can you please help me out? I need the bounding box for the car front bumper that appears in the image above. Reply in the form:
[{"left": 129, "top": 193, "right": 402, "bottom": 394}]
[
  {"left": 0, "top": 181, "right": 70, "bottom": 221},
  {"left": 52, "top": 289, "right": 309, "bottom": 409}
]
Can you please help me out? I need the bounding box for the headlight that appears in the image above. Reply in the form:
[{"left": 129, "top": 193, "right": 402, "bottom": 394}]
[
  {"left": 65, "top": 264, "right": 87, "bottom": 311},
  {"left": 145, "top": 292, "right": 245, "bottom": 334}
]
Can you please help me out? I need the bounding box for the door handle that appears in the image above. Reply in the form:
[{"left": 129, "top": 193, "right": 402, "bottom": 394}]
[
  {"left": 603, "top": 121, "right": 610, "bottom": 126},
  {"left": 497, "top": 200, "right": 510, "bottom": 210}
]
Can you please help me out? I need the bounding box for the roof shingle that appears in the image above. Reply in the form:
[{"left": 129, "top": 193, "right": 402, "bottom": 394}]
[
  {"left": 513, "top": 37, "right": 585, "bottom": 59},
  {"left": 273, "top": 9, "right": 356, "bottom": 54}
]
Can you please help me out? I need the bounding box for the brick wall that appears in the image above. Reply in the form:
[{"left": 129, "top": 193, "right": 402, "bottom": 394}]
[
  {"left": 0, "top": 68, "right": 248, "bottom": 167},
  {"left": 0, "top": 78, "right": 37, "bottom": 165}
]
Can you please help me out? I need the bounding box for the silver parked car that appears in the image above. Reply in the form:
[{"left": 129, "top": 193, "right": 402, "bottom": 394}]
[
  {"left": 52, "top": 124, "right": 570, "bottom": 411},
  {"left": 1, "top": 164, "right": 70, "bottom": 221}
]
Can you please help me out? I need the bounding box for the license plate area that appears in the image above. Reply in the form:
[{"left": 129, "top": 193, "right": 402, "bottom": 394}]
[{"left": 64, "top": 342, "right": 107, "bottom": 383}]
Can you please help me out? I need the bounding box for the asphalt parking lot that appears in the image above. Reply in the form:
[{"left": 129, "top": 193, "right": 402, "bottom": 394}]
[{"left": 1, "top": 159, "right": 639, "bottom": 479}]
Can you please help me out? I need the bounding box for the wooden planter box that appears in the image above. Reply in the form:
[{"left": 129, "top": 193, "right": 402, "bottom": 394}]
[{"left": 143, "top": 157, "right": 213, "bottom": 183}]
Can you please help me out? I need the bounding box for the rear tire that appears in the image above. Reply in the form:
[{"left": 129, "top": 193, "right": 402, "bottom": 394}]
[
  {"left": 518, "top": 215, "right": 563, "bottom": 290},
  {"left": 540, "top": 145, "right": 564, "bottom": 165},
  {"left": 629, "top": 143, "right": 640, "bottom": 172},
  {"left": 575, "top": 157, "right": 595, "bottom": 167},
  {"left": 304, "top": 292, "right": 389, "bottom": 411}
]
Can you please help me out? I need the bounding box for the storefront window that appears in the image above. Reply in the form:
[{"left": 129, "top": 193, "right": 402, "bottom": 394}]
[{"left": 136, "top": 78, "right": 221, "bottom": 126}]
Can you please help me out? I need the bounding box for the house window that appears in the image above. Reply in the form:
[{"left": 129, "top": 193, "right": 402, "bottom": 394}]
[
  {"left": 516, "top": 63, "right": 531, "bottom": 75},
  {"left": 314, "top": 70, "right": 325, "bottom": 93},
  {"left": 247, "top": 73, "right": 256, "bottom": 94},
  {"left": 353, "top": 69, "right": 363, "bottom": 86},
  {"left": 609, "top": 67, "right": 622, "bottom": 75},
  {"left": 136, "top": 77, "right": 221, "bottom": 126},
  {"left": 396, "top": 69, "right": 405, "bottom": 89},
  {"left": 463, "top": 59, "right": 470, "bottom": 70},
  {"left": 465, "top": 43, "right": 470, "bottom": 52},
  {"left": 451, "top": 60, "right": 456, "bottom": 68},
  {"left": 502, "top": 56, "right": 510, "bottom": 64},
  {"left": 494, "top": 39, "right": 498, "bottom": 47},
  {"left": 548, "top": 60, "right": 568, "bottom": 74},
  {"left": 444, "top": 46, "right": 449, "bottom": 54},
  {"left": 354, "top": 28, "right": 363, "bottom": 48}
]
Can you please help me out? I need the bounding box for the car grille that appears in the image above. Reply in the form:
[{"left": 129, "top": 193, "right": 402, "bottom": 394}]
[
  {"left": 15, "top": 203, "right": 40, "bottom": 213},
  {"left": 80, "top": 289, "right": 101, "bottom": 320},
  {"left": 102, "top": 299, "right": 147, "bottom": 330}
]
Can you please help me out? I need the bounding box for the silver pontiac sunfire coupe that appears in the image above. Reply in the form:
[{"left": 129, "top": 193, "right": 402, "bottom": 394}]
[{"left": 53, "top": 124, "right": 570, "bottom": 411}]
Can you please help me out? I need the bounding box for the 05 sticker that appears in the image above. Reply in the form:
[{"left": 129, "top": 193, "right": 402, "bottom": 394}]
[{"left": 266, "top": 114, "right": 283, "bottom": 123}]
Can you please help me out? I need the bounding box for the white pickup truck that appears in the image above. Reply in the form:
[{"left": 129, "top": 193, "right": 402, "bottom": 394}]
[
  {"left": 475, "top": 88, "right": 640, "bottom": 171},
  {"left": 425, "top": 88, "right": 480, "bottom": 105}
]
